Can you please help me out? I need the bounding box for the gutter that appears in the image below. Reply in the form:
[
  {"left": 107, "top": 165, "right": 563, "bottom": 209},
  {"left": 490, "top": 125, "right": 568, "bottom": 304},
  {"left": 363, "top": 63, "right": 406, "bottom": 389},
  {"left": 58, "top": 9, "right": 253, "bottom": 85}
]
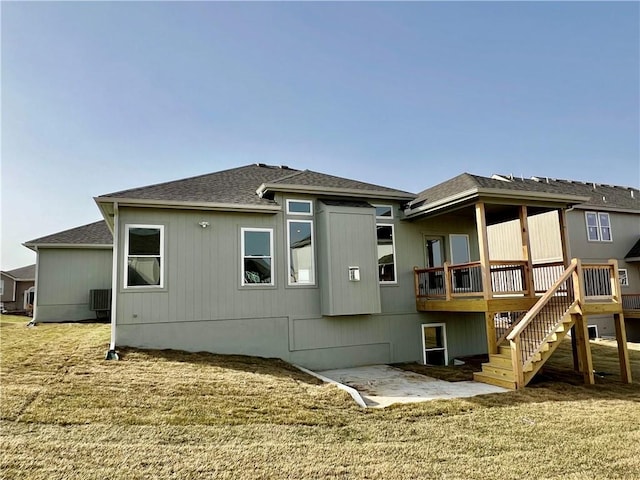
[
  {"left": 94, "top": 196, "right": 282, "bottom": 214},
  {"left": 256, "top": 183, "right": 416, "bottom": 202},
  {"left": 23, "top": 243, "right": 112, "bottom": 251}
]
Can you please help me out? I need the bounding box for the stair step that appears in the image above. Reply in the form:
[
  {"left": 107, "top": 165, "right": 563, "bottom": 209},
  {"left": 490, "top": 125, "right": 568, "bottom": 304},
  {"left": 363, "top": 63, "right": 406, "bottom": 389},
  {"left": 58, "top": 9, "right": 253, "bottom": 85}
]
[
  {"left": 473, "top": 371, "right": 517, "bottom": 389},
  {"left": 489, "top": 353, "right": 512, "bottom": 367},
  {"left": 499, "top": 345, "right": 512, "bottom": 356},
  {"left": 480, "top": 364, "right": 515, "bottom": 380}
]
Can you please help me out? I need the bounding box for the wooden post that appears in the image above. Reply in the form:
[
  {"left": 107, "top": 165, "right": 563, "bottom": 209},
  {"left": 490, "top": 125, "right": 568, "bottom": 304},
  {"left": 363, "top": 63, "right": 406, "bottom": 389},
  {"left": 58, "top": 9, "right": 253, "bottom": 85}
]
[
  {"left": 475, "top": 202, "right": 492, "bottom": 300},
  {"left": 573, "top": 313, "right": 595, "bottom": 385},
  {"left": 511, "top": 338, "right": 525, "bottom": 389},
  {"left": 519, "top": 206, "right": 535, "bottom": 297},
  {"left": 571, "top": 258, "right": 582, "bottom": 371},
  {"left": 614, "top": 313, "right": 632, "bottom": 383},
  {"left": 485, "top": 312, "right": 497, "bottom": 355},
  {"left": 610, "top": 259, "right": 621, "bottom": 303},
  {"left": 444, "top": 262, "right": 452, "bottom": 301}
]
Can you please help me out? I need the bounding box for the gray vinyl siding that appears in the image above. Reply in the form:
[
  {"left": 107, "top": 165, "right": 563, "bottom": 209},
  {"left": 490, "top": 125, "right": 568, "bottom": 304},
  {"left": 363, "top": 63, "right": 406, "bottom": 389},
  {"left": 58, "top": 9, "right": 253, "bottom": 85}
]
[
  {"left": 1, "top": 275, "right": 16, "bottom": 303},
  {"left": 113, "top": 204, "right": 489, "bottom": 370},
  {"left": 35, "top": 248, "right": 112, "bottom": 322}
]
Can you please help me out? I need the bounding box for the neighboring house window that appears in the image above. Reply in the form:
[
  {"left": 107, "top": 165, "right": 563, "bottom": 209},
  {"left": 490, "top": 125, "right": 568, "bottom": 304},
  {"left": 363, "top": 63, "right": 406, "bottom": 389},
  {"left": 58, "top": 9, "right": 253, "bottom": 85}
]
[
  {"left": 377, "top": 224, "right": 396, "bottom": 283},
  {"left": 125, "top": 225, "right": 164, "bottom": 288},
  {"left": 287, "top": 220, "right": 315, "bottom": 285},
  {"left": 619, "top": 269, "right": 629, "bottom": 287},
  {"left": 422, "top": 323, "right": 447, "bottom": 366},
  {"left": 241, "top": 228, "right": 274, "bottom": 286},
  {"left": 0, "top": 279, "right": 3, "bottom": 296},
  {"left": 585, "top": 212, "right": 612, "bottom": 242},
  {"left": 375, "top": 205, "right": 393, "bottom": 219},
  {"left": 286, "top": 199, "right": 313, "bottom": 216}
]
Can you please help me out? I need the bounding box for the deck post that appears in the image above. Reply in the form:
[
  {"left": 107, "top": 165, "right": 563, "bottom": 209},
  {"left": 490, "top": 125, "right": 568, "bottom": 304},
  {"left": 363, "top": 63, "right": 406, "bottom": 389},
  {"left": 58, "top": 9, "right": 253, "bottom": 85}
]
[
  {"left": 443, "top": 262, "right": 452, "bottom": 301},
  {"left": 475, "top": 202, "right": 492, "bottom": 300},
  {"left": 610, "top": 259, "right": 621, "bottom": 303},
  {"left": 510, "top": 337, "right": 524, "bottom": 389},
  {"left": 485, "top": 312, "right": 497, "bottom": 355},
  {"left": 614, "top": 313, "right": 632, "bottom": 383},
  {"left": 519, "top": 206, "right": 535, "bottom": 297},
  {"left": 573, "top": 313, "right": 595, "bottom": 385},
  {"left": 558, "top": 209, "right": 571, "bottom": 269},
  {"left": 571, "top": 258, "right": 582, "bottom": 371}
]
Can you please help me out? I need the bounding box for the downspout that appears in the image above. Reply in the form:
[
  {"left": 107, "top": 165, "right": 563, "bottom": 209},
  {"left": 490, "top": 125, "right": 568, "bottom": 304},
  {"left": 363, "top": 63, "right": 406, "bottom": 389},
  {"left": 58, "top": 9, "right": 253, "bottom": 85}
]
[{"left": 106, "top": 202, "right": 119, "bottom": 360}]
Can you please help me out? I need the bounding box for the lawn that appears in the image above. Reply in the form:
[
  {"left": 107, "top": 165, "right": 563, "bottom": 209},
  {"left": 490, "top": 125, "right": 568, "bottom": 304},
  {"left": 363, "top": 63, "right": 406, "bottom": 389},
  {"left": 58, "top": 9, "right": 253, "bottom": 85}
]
[{"left": 1, "top": 314, "right": 639, "bottom": 479}]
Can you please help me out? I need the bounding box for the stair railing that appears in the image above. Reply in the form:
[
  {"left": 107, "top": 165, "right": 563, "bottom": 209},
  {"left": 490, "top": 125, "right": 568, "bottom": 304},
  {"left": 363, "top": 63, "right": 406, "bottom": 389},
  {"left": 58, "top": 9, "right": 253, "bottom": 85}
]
[{"left": 507, "top": 260, "right": 577, "bottom": 387}]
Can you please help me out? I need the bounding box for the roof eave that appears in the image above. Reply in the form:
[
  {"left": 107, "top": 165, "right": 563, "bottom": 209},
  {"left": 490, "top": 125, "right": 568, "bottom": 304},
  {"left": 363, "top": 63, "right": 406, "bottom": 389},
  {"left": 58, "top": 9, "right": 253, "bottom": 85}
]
[
  {"left": 568, "top": 205, "right": 640, "bottom": 215},
  {"left": 405, "top": 188, "right": 590, "bottom": 219},
  {"left": 257, "top": 183, "right": 415, "bottom": 202},
  {"left": 94, "top": 197, "right": 282, "bottom": 213},
  {"left": 23, "top": 242, "right": 112, "bottom": 250}
]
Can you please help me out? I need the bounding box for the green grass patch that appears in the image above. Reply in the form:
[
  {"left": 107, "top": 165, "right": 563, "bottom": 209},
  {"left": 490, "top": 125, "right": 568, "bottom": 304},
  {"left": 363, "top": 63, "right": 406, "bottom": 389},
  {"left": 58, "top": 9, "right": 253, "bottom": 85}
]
[{"left": 1, "top": 318, "right": 639, "bottom": 479}]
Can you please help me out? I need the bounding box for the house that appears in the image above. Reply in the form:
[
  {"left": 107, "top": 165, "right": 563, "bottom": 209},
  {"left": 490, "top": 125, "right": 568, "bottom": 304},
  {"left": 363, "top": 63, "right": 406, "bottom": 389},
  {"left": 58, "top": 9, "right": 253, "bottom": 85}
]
[
  {"left": 23, "top": 221, "right": 113, "bottom": 322},
  {"left": 486, "top": 175, "right": 640, "bottom": 341},
  {"left": 91, "top": 164, "right": 631, "bottom": 389},
  {"left": 1, "top": 264, "right": 36, "bottom": 314}
]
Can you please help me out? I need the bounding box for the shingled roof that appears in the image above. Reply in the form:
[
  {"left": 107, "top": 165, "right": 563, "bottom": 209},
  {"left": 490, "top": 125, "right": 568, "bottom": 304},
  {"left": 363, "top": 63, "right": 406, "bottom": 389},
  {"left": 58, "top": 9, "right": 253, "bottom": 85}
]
[
  {"left": 24, "top": 221, "right": 112, "bottom": 248},
  {"left": 96, "top": 164, "right": 415, "bottom": 208},
  {"left": 407, "top": 172, "right": 590, "bottom": 213},
  {"left": 1, "top": 264, "right": 36, "bottom": 281},
  {"left": 493, "top": 175, "right": 640, "bottom": 212},
  {"left": 626, "top": 238, "right": 640, "bottom": 262}
]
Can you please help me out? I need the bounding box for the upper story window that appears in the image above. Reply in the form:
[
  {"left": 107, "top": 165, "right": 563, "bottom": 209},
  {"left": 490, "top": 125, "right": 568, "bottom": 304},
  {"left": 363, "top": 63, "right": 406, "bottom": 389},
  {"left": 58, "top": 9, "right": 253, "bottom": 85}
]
[
  {"left": 241, "top": 228, "right": 274, "bottom": 286},
  {"left": 585, "top": 212, "right": 612, "bottom": 242},
  {"left": 287, "top": 220, "right": 315, "bottom": 285},
  {"left": 286, "top": 200, "right": 313, "bottom": 216},
  {"left": 375, "top": 205, "right": 393, "bottom": 219},
  {"left": 619, "top": 269, "right": 629, "bottom": 287},
  {"left": 377, "top": 224, "right": 396, "bottom": 283},
  {"left": 125, "top": 225, "right": 164, "bottom": 288}
]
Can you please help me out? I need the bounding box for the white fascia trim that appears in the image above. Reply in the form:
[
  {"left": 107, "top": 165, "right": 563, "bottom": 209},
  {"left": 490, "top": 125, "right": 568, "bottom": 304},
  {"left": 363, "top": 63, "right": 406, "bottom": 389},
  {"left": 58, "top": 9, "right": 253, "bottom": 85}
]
[
  {"left": 568, "top": 205, "right": 640, "bottom": 215},
  {"left": 23, "top": 243, "right": 112, "bottom": 251},
  {"left": 257, "top": 183, "right": 415, "bottom": 201},
  {"left": 95, "top": 197, "right": 281, "bottom": 214}
]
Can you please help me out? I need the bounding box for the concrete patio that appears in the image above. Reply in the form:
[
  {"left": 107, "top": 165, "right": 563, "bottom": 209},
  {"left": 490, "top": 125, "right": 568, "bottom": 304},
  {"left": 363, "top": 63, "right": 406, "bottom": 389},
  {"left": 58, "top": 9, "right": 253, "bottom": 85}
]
[{"left": 316, "top": 364, "right": 509, "bottom": 408}]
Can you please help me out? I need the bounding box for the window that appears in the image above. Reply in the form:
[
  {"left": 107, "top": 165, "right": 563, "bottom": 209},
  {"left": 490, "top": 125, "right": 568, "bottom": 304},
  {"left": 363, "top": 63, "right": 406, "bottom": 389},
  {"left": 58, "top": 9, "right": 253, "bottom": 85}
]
[
  {"left": 585, "top": 212, "right": 612, "bottom": 242},
  {"left": 377, "top": 224, "right": 396, "bottom": 283},
  {"left": 450, "top": 234, "right": 471, "bottom": 290},
  {"left": 286, "top": 200, "right": 313, "bottom": 215},
  {"left": 241, "top": 228, "right": 274, "bottom": 286},
  {"left": 374, "top": 205, "right": 393, "bottom": 219},
  {"left": 125, "top": 225, "right": 164, "bottom": 288},
  {"left": 619, "top": 269, "right": 629, "bottom": 287},
  {"left": 422, "top": 323, "right": 447, "bottom": 365},
  {"left": 288, "top": 220, "right": 315, "bottom": 285},
  {"left": 0, "top": 279, "right": 3, "bottom": 296}
]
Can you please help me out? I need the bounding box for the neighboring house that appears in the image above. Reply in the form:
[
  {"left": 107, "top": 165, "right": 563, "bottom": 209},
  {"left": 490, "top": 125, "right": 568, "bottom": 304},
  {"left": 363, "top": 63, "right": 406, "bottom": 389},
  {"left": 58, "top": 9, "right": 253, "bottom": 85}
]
[
  {"left": 0, "top": 265, "right": 36, "bottom": 314},
  {"left": 90, "top": 164, "right": 631, "bottom": 389},
  {"left": 23, "top": 221, "right": 113, "bottom": 322},
  {"left": 487, "top": 175, "right": 640, "bottom": 340}
]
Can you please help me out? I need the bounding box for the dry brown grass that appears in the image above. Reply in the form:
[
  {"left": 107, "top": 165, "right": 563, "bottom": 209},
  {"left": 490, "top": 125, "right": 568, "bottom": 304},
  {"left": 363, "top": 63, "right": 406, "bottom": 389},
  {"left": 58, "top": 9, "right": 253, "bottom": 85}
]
[{"left": 2, "top": 315, "right": 640, "bottom": 479}]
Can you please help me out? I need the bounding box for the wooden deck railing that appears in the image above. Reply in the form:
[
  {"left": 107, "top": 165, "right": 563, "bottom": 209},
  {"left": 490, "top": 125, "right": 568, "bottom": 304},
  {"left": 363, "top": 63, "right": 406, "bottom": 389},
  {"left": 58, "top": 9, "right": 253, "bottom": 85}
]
[
  {"left": 414, "top": 260, "right": 566, "bottom": 300},
  {"left": 622, "top": 294, "right": 640, "bottom": 311}
]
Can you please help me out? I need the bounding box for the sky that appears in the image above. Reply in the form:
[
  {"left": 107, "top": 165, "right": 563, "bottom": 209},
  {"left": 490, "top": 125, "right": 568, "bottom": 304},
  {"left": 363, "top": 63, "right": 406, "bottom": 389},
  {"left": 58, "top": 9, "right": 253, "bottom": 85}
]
[{"left": 2, "top": 1, "right": 639, "bottom": 270}]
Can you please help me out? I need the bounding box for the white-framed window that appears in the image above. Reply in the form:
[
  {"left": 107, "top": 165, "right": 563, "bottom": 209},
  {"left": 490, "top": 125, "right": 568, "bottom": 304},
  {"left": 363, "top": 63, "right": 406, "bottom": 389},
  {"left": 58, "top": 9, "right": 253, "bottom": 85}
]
[
  {"left": 377, "top": 224, "right": 396, "bottom": 283},
  {"left": 374, "top": 205, "right": 393, "bottom": 219},
  {"left": 619, "top": 269, "right": 629, "bottom": 287},
  {"left": 241, "top": 228, "right": 274, "bottom": 286},
  {"left": 585, "top": 211, "right": 612, "bottom": 242},
  {"left": 422, "top": 323, "right": 447, "bottom": 366},
  {"left": 124, "top": 225, "right": 164, "bottom": 288},
  {"left": 286, "top": 199, "right": 313, "bottom": 216},
  {"left": 287, "top": 220, "right": 315, "bottom": 285},
  {"left": 450, "top": 234, "right": 471, "bottom": 290}
]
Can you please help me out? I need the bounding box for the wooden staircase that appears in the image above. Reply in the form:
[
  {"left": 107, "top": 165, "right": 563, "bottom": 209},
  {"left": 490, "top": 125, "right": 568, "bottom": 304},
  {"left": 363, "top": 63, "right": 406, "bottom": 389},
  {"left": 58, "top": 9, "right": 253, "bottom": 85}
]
[
  {"left": 474, "top": 310, "right": 575, "bottom": 389},
  {"left": 474, "top": 261, "right": 581, "bottom": 389}
]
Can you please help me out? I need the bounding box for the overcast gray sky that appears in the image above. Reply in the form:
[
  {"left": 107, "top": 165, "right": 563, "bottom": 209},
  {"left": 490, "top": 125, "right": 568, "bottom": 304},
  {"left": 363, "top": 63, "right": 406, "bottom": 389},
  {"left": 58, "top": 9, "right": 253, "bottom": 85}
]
[{"left": 2, "top": 1, "right": 639, "bottom": 270}]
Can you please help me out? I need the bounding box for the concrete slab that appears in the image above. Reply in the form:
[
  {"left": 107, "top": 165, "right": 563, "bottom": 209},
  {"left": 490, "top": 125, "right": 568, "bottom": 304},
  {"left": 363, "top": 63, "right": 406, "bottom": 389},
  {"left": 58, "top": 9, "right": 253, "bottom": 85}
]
[{"left": 318, "top": 364, "right": 508, "bottom": 408}]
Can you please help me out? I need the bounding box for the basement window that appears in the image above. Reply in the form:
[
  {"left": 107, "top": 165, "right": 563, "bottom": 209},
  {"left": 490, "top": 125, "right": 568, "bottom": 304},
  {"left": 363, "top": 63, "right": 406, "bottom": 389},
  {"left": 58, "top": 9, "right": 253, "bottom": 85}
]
[{"left": 422, "top": 323, "right": 447, "bottom": 366}]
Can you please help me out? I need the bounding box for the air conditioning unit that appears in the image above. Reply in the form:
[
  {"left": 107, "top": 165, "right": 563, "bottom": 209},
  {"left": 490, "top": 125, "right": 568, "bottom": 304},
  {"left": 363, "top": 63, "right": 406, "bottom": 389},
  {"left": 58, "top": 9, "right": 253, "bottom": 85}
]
[{"left": 89, "top": 289, "right": 112, "bottom": 320}]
